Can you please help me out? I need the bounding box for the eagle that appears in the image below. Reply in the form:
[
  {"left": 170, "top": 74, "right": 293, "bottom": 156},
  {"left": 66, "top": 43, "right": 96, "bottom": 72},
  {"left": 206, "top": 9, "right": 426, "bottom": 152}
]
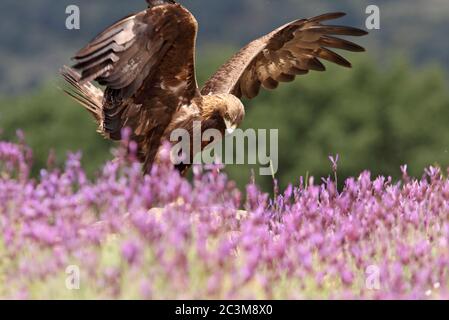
[{"left": 61, "top": 0, "right": 367, "bottom": 175}]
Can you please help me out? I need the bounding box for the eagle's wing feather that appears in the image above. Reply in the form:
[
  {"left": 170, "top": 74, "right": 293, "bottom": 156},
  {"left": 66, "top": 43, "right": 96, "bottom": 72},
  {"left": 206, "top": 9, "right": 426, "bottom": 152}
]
[
  {"left": 201, "top": 12, "right": 367, "bottom": 99},
  {"left": 73, "top": 7, "right": 181, "bottom": 99},
  {"left": 70, "top": 4, "right": 199, "bottom": 171}
]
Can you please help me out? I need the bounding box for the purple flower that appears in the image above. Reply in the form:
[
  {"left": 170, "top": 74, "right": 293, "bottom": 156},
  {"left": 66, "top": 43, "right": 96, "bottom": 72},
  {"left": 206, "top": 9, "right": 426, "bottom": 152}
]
[
  {"left": 121, "top": 240, "right": 142, "bottom": 265},
  {"left": 1, "top": 136, "right": 449, "bottom": 299}
]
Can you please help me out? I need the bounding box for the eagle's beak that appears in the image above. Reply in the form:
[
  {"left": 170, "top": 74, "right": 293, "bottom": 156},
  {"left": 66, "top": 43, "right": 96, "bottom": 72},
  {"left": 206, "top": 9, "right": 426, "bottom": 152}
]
[
  {"left": 226, "top": 127, "right": 236, "bottom": 135},
  {"left": 225, "top": 119, "right": 237, "bottom": 135}
]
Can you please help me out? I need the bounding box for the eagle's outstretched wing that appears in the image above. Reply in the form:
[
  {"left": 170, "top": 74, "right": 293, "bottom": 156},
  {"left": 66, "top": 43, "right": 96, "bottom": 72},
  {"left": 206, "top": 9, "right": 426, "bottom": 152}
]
[
  {"left": 201, "top": 12, "right": 367, "bottom": 99},
  {"left": 70, "top": 3, "right": 199, "bottom": 169}
]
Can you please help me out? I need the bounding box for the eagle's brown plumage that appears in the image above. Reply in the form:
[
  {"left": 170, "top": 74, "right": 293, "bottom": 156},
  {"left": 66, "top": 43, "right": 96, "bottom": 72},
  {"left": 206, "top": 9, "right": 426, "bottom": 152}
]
[
  {"left": 201, "top": 12, "right": 367, "bottom": 98},
  {"left": 61, "top": 1, "right": 367, "bottom": 175}
]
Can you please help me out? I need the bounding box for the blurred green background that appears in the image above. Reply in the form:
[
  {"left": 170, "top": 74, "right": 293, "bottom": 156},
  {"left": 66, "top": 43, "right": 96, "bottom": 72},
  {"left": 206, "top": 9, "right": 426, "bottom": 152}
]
[{"left": 1, "top": 0, "right": 449, "bottom": 191}]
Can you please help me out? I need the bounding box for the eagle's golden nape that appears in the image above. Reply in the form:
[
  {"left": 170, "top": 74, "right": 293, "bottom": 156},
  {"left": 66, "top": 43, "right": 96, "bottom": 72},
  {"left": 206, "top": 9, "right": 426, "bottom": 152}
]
[{"left": 61, "top": 0, "right": 367, "bottom": 175}]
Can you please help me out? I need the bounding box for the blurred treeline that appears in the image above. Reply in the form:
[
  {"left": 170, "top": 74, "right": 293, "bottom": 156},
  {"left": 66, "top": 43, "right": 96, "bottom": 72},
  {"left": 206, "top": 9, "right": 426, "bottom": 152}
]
[
  {"left": 1, "top": 50, "right": 449, "bottom": 191},
  {"left": 1, "top": 0, "right": 449, "bottom": 94}
]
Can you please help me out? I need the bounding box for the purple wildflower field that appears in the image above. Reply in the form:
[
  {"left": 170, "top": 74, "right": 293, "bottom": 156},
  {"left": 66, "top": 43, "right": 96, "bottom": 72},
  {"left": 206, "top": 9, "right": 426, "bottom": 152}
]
[{"left": 1, "top": 132, "right": 449, "bottom": 300}]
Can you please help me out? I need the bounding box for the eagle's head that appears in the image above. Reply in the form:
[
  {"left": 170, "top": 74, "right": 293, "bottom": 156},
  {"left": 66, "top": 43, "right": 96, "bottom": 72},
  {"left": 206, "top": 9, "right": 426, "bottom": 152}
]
[
  {"left": 222, "top": 94, "right": 245, "bottom": 135},
  {"left": 207, "top": 94, "right": 245, "bottom": 135},
  {"left": 146, "top": 0, "right": 177, "bottom": 7}
]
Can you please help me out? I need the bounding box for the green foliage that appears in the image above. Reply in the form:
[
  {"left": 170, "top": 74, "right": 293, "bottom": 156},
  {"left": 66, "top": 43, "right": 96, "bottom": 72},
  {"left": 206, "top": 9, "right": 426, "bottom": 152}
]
[
  {"left": 1, "top": 52, "right": 449, "bottom": 192},
  {"left": 223, "top": 55, "right": 449, "bottom": 190},
  {"left": 0, "top": 86, "right": 113, "bottom": 176}
]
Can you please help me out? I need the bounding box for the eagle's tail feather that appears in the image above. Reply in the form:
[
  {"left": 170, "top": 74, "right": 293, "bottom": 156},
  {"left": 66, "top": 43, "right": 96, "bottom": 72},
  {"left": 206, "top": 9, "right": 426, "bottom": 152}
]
[{"left": 60, "top": 66, "right": 107, "bottom": 136}]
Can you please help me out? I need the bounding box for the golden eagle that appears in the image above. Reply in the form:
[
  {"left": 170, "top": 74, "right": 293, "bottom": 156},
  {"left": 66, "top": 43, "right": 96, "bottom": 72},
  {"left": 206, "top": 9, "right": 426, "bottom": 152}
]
[{"left": 61, "top": 0, "right": 367, "bottom": 174}]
